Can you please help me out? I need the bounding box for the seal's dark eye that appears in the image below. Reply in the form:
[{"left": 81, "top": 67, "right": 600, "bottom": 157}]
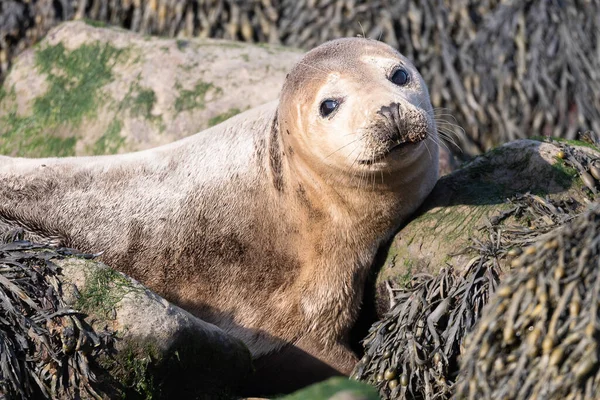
[
  {"left": 320, "top": 99, "right": 339, "bottom": 118},
  {"left": 391, "top": 68, "right": 409, "bottom": 86}
]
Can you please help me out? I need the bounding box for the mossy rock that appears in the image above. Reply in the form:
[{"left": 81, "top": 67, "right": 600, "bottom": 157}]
[
  {"left": 57, "top": 258, "right": 253, "bottom": 399},
  {"left": 372, "top": 139, "right": 598, "bottom": 316},
  {"left": 0, "top": 21, "right": 301, "bottom": 157},
  {"left": 280, "top": 377, "right": 379, "bottom": 400}
]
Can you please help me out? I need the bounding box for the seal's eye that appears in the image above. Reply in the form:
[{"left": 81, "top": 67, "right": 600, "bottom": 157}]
[
  {"left": 320, "top": 99, "right": 339, "bottom": 118},
  {"left": 391, "top": 68, "right": 409, "bottom": 86}
]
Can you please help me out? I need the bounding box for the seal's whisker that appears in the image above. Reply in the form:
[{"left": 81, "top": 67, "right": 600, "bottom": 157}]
[
  {"left": 436, "top": 125, "right": 461, "bottom": 140},
  {"left": 358, "top": 21, "right": 366, "bottom": 38},
  {"left": 431, "top": 107, "right": 458, "bottom": 116},
  {"left": 433, "top": 118, "right": 466, "bottom": 139},
  {"left": 325, "top": 138, "right": 362, "bottom": 160},
  {"left": 431, "top": 133, "right": 457, "bottom": 155},
  {"left": 434, "top": 121, "right": 462, "bottom": 138},
  {"left": 436, "top": 128, "right": 463, "bottom": 152},
  {"left": 423, "top": 137, "right": 434, "bottom": 163},
  {"left": 371, "top": 148, "right": 377, "bottom": 190},
  {"left": 297, "top": 62, "right": 328, "bottom": 74},
  {"left": 435, "top": 119, "right": 465, "bottom": 132}
]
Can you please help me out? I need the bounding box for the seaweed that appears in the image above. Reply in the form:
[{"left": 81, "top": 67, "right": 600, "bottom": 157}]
[{"left": 0, "top": 239, "right": 113, "bottom": 399}]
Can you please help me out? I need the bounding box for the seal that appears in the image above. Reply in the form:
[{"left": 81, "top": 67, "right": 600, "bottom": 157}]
[{"left": 0, "top": 38, "right": 439, "bottom": 394}]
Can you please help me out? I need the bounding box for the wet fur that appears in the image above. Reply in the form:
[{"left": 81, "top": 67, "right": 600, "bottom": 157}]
[{"left": 0, "top": 38, "right": 439, "bottom": 394}]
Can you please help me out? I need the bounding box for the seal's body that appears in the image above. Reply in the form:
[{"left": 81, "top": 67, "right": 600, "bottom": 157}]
[{"left": 0, "top": 38, "right": 438, "bottom": 393}]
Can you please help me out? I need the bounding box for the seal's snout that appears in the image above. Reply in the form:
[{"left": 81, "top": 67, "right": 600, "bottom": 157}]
[{"left": 376, "top": 102, "right": 428, "bottom": 145}]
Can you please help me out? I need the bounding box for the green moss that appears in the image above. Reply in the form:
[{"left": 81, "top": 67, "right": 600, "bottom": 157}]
[
  {"left": 131, "top": 89, "right": 156, "bottom": 119},
  {"left": 397, "top": 262, "right": 413, "bottom": 288},
  {"left": 208, "top": 108, "right": 241, "bottom": 127},
  {"left": 83, "top": 19, "right": 107, "bottom": 28},
  {"left": 34, "top": 42, "right": 126, "bottom": 126},
  {"left": 178, "top": 62, "right": 199, "bottom": 72},
  {"left": 280, "top": 377, "right": 378, "bottom": 400},
  {"left": 412, "top": 203, "right": 498, "bottom": 242},
  {"left": 0, "top": 111, "right": 77, "bottom": 157},
  {"left": 240, "top": 53, "right": 250, "bottom": 62},
  {"left": 98, "top": 340, "right": 159, "bottom": 400},
  {"left": 552, "top": 157, "right": 579, "bottom": 189},
  {"left": 92, "top": 119, "right": 125, "bottom": 155},
  {"left": 549, "top": 136, "right": 600, "bottom": 151},
  {"left": 176, "top": 40, "right": 188, "bottom": 51},
  {"left": 116, "top": 79, "right": 164, "bottom": 133},
  {"left": 118, "top": 343, "right": 158, "bottom": 400},
  {"left": 76, "top": 266, "right": 136, "bottom": 319},
  {"left": 174, "top": 81, "right": 222, "bottom": 113},
  {"left": 0, "top": 41, "right": 127, "bottom": 157}
]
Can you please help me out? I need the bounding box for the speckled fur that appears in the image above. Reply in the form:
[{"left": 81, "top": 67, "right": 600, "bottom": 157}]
[{"left": 0, "top": 38, "right": 439, "bottom": 393}]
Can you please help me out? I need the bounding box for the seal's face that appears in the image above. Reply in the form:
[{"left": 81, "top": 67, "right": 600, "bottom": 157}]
[{"left": 279, "top": 38, "right": 438, "bottom": 177}]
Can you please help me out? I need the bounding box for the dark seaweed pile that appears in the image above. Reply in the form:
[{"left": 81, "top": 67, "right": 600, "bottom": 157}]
[
  {"left": 353, "top": 191, "right": 586, "bottom": 399},
  {"left": 0, "top": 239, "right": 112, "bottom": 399},
  {"left": 456, "top": 204, "right": 600, "bottom": 400},
  {"left": 1, "top": 1, "right": 599, "bottom": 156},
  {"left": 353, "top": 263, "right": 500, "bottom": 399}
]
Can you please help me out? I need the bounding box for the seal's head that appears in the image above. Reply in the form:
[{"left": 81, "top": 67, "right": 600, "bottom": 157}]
[{"left": 278, "top": 38, "right": 438, "bottom": 180}]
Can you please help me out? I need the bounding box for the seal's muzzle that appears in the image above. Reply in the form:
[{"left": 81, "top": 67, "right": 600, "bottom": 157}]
[{"left": 376, "top": 102, "right": 428, "bottom": 146}]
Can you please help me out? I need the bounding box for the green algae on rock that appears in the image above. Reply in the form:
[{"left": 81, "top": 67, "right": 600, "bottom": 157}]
[
  {"left": 0, "top": 21, "right": 301, "bottom": 157},
  {"left": 373, "top": 139, "right": 597, "bottom": 314},
  {"left": 0, "top": 239, "right": 253, "bottom": 399},
  {"left": 281, "top": 377, "right": 379, "bottom": 400},
  {"left": 57, "top": 257, "right": 254, "bottom": 399}
]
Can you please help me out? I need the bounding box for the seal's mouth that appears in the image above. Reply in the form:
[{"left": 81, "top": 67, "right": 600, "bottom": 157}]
[
  {"left": 358, "top": 139, "right": 424, "bottom": 165},
  {"left": 357, "top": 102, "right": 430, "bottom": 165}
]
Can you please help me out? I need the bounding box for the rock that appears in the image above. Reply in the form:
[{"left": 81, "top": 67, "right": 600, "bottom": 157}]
[
  {"left": 56, "top": 256, "right": 253, "bottom": 399},
  {"left": 373, "top": 138, "right": 599, "bottom": 316},
  {"left": 0, "top": 20, "right": 301, "bottom": 157},
  {"left": 280, "top": 377, "right": 379, "bottom": 400}
]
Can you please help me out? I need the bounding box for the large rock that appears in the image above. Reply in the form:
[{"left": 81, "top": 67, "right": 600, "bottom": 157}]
[
  {"left": 372, "top": 138, "right": 599, "bottom": 315},
  {"left": 56, "top": 257, "right": 253, "bottom": 399},
  {"left": 0, "top": 20, "right": 301, "bottom": 157}
]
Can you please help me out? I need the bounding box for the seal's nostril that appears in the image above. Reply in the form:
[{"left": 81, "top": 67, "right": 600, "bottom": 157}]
[
  {"left": 377, "top": 103, "right": 405, "bottom": 141},
  {"left": 377, "top": 103, "right": 401, "bottom": 121}
]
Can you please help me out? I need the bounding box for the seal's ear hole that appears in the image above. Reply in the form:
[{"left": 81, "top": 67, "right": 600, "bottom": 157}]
[
  {"left": 391, "top": 68, "right": 410, "bottom": 86},
  {"left": 320, "top": 99, "right": 339, "bottom": 118}
]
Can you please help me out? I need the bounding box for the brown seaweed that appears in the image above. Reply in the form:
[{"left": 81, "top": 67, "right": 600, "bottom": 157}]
[
  {"left": 0, "top": 238, "right": 112, "bottom": 400},
  {"left": 457, "top": 204, "right": 600, "bottom": 400},
  {"left": 354, "top": 189, "right": 588, "bottom": 399}
]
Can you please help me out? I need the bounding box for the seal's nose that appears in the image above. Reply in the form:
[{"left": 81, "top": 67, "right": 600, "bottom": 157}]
[
  {"left": 376, "top": 102, "right": 427, "bottom": 144},
  {"left": 377, "top": 102, "right": 407, "bottom": 143}
]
